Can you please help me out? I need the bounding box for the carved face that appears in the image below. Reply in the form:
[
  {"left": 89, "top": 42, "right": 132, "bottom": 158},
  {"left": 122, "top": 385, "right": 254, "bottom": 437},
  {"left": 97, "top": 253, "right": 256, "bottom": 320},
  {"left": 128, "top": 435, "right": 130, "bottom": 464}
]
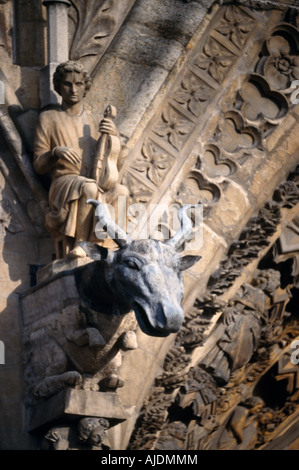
[
  {"left": 79, "top": 200, "right": 201, "bottom": 338},
  {"left": 59, "top": 71, "right": 86, "bottom": 105},
  {"left": 109, "top": 240, "right": 185, "bottom": 337}
]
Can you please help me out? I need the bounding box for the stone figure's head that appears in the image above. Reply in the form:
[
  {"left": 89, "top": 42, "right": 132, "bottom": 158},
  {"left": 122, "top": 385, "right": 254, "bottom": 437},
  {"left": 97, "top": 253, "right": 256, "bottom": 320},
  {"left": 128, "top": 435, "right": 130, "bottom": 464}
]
[
  {"left": 244, "top": 396, "right": 265, "bottom": 415},
  {"left": 53, "top": 60, "right": 92, "bottom": 103},
  {"left": 78, "top": 417, "right": 110, "bottom": 448}
]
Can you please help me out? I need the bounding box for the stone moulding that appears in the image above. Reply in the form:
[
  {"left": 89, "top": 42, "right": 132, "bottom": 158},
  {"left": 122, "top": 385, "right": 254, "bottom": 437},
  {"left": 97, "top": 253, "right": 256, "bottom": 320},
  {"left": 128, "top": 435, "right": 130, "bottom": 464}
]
[
  {"left": 121, "top": 4, "right": 299, "bottom": 253},
  {"left": 120, "top": 4, "right": 264, "bottom": 211},
  {"left": 0, "top": 107, "right": 48, "bottom": 220},
  {"left": 128, "top": 165, "right": 299, "bottom": 450},
  {"left": 120, "top": 5, "right": 299, "bottom": 450}
]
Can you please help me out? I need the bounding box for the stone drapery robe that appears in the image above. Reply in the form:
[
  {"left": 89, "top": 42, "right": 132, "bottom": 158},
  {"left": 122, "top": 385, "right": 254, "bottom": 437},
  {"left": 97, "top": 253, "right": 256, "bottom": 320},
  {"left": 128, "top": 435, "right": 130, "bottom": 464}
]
[{"left": 34, "top": 107, "right": 100, "bottom": 238}]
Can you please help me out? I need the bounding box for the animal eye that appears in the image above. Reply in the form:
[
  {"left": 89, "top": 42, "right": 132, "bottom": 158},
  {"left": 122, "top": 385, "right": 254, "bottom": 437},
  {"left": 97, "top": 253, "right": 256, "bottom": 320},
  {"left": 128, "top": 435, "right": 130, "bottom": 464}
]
[{"left": 123, "top": 258, "right": 141, "bottom": 270}]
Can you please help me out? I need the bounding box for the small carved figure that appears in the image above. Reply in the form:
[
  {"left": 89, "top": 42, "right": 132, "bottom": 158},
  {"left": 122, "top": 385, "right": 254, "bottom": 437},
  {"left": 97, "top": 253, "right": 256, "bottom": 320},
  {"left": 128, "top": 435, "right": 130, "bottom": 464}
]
[
  {"left": 33, "top": 60, "right": 123, "bottom": 259},
  {"left": 201, "top": 287, "right": 264, "bottom": 385},
  {"left": 78, "top": 417, "right": 110, "bottom": 449},
  {"left": 44, "top": 418, "right": 110, "bottom": 450},
  {"left": 217, "top": 397, "right": 265, "bottom": 450}
]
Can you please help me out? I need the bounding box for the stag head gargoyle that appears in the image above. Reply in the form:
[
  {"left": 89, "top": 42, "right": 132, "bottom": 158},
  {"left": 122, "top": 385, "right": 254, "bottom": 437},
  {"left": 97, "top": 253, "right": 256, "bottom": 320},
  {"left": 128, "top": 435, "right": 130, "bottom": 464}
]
[{"left": 77, "top": 200, "right": 202, "bottom": 338}]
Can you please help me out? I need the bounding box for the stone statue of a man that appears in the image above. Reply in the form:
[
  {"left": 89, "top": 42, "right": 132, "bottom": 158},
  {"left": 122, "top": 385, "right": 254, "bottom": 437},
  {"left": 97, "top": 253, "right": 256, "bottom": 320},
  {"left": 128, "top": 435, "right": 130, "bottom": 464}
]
[{"left": 34, "top": 60, "right": 120, "bottom": 258}]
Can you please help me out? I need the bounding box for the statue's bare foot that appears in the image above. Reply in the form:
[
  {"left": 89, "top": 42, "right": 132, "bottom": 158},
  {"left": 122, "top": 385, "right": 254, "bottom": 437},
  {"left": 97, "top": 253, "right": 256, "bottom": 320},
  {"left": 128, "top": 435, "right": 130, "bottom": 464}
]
[{"left": 68, "top": 245, "right": 87, "bottom": 259}]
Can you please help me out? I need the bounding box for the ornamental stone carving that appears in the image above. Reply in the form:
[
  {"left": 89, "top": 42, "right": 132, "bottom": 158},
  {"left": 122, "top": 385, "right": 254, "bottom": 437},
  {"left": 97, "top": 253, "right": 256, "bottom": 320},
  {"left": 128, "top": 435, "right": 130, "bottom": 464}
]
[{"left": 33, "top": 60, "right": 127, "bottom": 259}]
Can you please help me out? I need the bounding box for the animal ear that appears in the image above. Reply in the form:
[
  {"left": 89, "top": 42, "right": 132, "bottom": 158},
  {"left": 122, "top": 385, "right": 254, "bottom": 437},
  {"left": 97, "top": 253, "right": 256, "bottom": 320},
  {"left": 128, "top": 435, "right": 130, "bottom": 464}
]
[
  {"left": 78, "top": 242, "right": 110, "bottom": 261},
  {"left": 180, "top": 255, "right": 202, "bottom": 271}
]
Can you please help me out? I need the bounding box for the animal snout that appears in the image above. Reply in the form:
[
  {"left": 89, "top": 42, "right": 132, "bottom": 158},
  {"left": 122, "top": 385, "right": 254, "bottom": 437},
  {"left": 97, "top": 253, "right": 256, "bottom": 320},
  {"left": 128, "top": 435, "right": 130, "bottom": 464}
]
[
  {"left": 133, "top": 299, "right": 185, "bottom": 337},
  {"left": 155, "top": 301, "right": 184, "bottom": 334}
]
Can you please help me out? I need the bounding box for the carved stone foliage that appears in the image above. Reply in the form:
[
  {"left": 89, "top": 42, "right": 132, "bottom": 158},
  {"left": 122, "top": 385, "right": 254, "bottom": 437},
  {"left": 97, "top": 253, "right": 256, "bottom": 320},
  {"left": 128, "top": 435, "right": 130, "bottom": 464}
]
[
  {"left": 133, "top": 139, "right": 175, "bottom": 187},
  {"left": 129, "top": 386, "right": 174, "bottom": 450},
  {"left": 151, "top": 263, "right": 299, "bottom": 451},
  {"left": 128, "top": 164, "right": 299, "bottom": 451},
  {"left": 153, "top": 105, "right": 195, "bottom": 152},
  {"left": 121, "top": 172, "right": 154, "bottom": 206},
  {"left": 207, "top": 201, "right": 281, "bottom": 294},
  {"left": 69, "top": 0, "right": 117, "bottom": 60},
  {"left": 121, "top": 6, "right": 299, "bottom": 220},
  {"left": 256, "top": 23, "right": 299, "bottom": 93},
  {"left": 214, "top": 5, "right": 256, "bottom": 50},
  {"left": 68, "top": 0, "right": 137, "bottom": 72},
  {"left": 121, "top": 4, "right": 263, "bottom": 207},
  {"left": 173, "top": 71, "right": 213, "bottom": 117}
]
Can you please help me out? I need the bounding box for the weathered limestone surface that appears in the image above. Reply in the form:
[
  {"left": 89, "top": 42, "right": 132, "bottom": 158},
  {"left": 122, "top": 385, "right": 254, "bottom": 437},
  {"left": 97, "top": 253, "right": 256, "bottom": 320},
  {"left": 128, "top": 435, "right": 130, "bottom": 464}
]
[
  {"left": 1, "top": 0, "right": 299, "bottom": 450},
  {"left": 86, "top": 0, "right": 215, "bottom": 140},
  {"left": 0, "top": 138, "right": 51, "bottom": 450}
]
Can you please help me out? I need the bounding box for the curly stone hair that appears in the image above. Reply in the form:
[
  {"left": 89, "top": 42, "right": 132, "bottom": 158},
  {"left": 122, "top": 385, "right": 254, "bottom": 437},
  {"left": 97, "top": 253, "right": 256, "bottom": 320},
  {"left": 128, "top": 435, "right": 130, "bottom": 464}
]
[{"left": 53, "top": 60, "right": 92, "bottom": 97}]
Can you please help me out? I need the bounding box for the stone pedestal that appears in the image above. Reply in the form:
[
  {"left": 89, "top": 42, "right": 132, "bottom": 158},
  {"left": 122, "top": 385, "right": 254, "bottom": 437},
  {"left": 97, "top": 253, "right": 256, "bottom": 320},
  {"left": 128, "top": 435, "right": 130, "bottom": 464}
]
[
  {"left": 20, "top": 257, "right": 137, "bottom": 445},
  {"left": 27, "top": 389, "right": 129, "bottom": 431}
]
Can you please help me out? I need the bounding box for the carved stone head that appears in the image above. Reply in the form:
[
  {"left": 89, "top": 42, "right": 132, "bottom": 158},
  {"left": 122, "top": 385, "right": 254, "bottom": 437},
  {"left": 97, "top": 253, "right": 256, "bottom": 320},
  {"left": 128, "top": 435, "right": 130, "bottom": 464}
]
[{"left": 53, "top": 60, "right": 92, "bottom": 98}]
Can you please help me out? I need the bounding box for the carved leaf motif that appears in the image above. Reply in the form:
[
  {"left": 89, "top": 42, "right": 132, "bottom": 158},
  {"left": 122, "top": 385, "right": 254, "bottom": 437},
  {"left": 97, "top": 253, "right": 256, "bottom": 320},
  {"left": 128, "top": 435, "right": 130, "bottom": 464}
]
[
  {"left": 154, "top": 106, "right": 194, "bottom": 150},
  {"left": 121, "top": 172, "right": 153, "bottom": 205},
  {"left": 69, "top": 0, "right": 117, "bottom": 60},
  {"left": 174, "top": 71, "right": 213, "bottom": 116},
  {"left": 215, "top": 6, "right": 255, "bottom": 49},
  {"left": 261, "top": 26, "right": 299, "bottom": 92},
  {"left": 194, "top": 37, "right": 236, "bottom": 83},
  {"left": 133, "top": 140, "right": 174, "bottom": 186}
]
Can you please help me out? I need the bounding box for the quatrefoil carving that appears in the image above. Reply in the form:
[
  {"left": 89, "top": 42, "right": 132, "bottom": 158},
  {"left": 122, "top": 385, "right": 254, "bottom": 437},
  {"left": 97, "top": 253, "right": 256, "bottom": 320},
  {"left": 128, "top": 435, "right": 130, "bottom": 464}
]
[
  {"left": 216, "top": 110, "right": 261, "bottom": 154},
  {"left": 197, "top": 144, "right": 237, "bottom": 179},
  {"left": 176, "top": 169, "right": 221, "bottom": 206},
  {"left": 239, "top": 74, "right": 288, "bottom": 124}
]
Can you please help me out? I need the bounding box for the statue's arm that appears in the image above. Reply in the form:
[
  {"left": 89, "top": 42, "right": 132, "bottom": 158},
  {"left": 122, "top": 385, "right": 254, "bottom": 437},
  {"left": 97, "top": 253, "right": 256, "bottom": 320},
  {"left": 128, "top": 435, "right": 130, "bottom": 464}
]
[{"left": 33, "top": 113, "right": 57, "bottom": 175}]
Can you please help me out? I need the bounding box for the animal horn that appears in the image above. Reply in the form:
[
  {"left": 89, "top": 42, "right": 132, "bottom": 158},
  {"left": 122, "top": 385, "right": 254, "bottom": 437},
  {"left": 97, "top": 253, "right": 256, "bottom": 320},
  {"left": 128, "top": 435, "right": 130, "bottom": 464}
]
[
  {"left": 166, "top": 205, "right": 194, "bottom": 251},
  {"left": 87, "top": 199, "right": 131, "bottom": 248}
]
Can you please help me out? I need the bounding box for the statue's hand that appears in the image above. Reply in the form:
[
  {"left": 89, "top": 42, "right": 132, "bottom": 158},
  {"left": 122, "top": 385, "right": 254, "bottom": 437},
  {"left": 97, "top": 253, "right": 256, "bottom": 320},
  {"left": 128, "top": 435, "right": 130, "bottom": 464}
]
[
  {"left": 53, "top": 147, "right": 81, "bottom": 165},
  {"left": 99, "top": 118, "right": 119, "bottom": 136}
]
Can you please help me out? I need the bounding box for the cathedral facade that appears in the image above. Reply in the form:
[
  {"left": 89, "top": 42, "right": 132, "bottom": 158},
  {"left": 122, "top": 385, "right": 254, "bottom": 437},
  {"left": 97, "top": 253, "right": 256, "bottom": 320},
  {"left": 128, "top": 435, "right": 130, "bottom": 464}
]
[{"left": 1, "top": 0, "right": 299, "bottom": 450}]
